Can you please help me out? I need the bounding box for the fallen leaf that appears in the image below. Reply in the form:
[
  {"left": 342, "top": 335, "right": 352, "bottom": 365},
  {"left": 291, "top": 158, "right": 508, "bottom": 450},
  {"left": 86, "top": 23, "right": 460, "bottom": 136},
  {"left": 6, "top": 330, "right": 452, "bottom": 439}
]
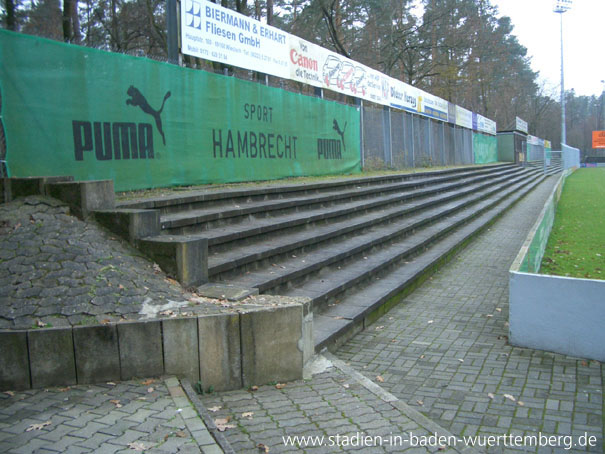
[
  {"left": 375, "top": 326, "right": 385, "bottom": 330},
  {"left": 214, "top": 417, "right": 235, "bottom": 432},
  {"left": 208, "top": 406, "right": 222, "bottom": 412},
  {"left": 275, "top": 383, "right": 286, "bottom": 389},
  {"left": 110, "top": 399, "right": 122, "bottom": 408},
  {"left": 487, "top": 393, "right": 495, "bottom": 400},
  {"left": 58, "top": 387, "right": 70, "bottom": 392},
  {"left": 258, "top": 443, "right": 270, "bottom": 453},
  {"left": 36, "top": 320, "right": 47, "bottom": 328},
  {"left": 26, "top": 421, "right": 51, "bottom": 431},
  {"left": 175, "top": 430, "right": 187, "bottom": 438},
  {"left": 107, "top": 382, "right": 116, "bottom": 386},
  {"left": 141, "top": 379, "right": 156, "bottom": 386},
  {"left": 152, "top": 263, "right": 162, "bottom": 273},
  {"left": 249, "top": 386, "right": 259, "bottom": 392},
  {"left": 458, "top": 359, "right": 464, "bottom": 363},
  {"left": 376, "top": 375, "right": 384, "bottom": 383},
  {"left": 147, "top": 387, "right": 154, "bottom": 393},
  {"left": 242, "top": 412, "right": 254, "bottom": 419},
  {"left": 118, "top": 284, "right": 125, "bottom": 290},
  {"left": 416, "top": 400, "right": 424, "bottom": 406},
  {"left": 581, "top": 361, "right": 588, "bottom": 367},
  {"left": 128, "top": 442, "right": 148, "bottom": 451},
  {"left": 503, "top": 394, "right": 516, "bottom": 402},
  {"left": 496, "top": 308, "right": 502, "bottom": 312},
  {"left": 3, "top": 391, "right": 15, "bottom": 397},
  {"left": 101, "top": 319, "right": 111, "bottom": 325},
  {"left": 419, "top": 355, "right": 425, "bottom": 359},
  {"left": 342, "top": 383, "right": 350, "bottom": 389},
  {"left": 486, "top": 314, "right": 493, "bottom": 318},
  {"left": 517, "top": 401, "right": 525, "bottom": 406}
]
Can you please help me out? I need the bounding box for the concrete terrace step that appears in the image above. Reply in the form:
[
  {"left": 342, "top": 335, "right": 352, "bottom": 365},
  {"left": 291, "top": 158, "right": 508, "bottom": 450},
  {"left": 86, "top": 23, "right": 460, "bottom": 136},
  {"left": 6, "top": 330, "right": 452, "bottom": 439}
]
[
  {"left": 118, "top": 163, "right": 513, "bottom": 215},
  {"left": 151, "top": 166, "right": 525, "bottom": 257},
  {"left": 207, "top": 167, "right": 537, "bottom": 278},
  {"left": 157, "top": 165, "right": 518, "bottom": 232},
  {"left": 312, "top": 173, "right": 548, "bottom": 351},
  {"left": 219, "top": 169, "right": 541, "bottom": 295}
]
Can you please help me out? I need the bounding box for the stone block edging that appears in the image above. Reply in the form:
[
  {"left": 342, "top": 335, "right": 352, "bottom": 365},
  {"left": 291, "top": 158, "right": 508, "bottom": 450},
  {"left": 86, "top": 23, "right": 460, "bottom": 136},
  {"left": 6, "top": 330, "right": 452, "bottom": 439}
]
[{"left": 0, "top": 302, "right": 311, "bottom": 392}]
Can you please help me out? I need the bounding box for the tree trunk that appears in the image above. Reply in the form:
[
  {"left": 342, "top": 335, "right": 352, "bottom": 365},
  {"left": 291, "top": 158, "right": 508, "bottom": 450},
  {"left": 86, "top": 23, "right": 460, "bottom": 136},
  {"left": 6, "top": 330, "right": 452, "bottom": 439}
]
[
  {"left": 266, "top": 0, "right": 273, "bottom": 25},
  {"left": 6, "top": 0, "right": 16, "bottom": 31},
  {"left": 63, "top": 0, "right": 73, "bottom": 42}
]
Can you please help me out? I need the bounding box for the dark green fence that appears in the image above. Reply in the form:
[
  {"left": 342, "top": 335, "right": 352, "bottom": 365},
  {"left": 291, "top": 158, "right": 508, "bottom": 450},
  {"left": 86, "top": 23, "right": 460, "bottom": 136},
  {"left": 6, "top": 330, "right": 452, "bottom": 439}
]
[{"left": 0, "top": 31, "right": 361, "bottom": 192}]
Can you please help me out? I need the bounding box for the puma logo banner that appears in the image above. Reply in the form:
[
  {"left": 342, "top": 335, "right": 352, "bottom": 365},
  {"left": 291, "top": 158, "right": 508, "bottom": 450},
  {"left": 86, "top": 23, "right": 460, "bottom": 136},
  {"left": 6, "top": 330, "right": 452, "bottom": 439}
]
[{"left": 72, "top": 86, "right": 170, "bottom": 161}]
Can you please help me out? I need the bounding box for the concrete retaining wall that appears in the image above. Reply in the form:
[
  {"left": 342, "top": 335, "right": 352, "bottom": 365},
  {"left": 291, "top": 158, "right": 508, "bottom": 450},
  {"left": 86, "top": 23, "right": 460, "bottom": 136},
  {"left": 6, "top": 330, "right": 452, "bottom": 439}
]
[
  {"left": 509, "top": 273, "right": 605, "bottom": 361},
  {"left": 0, "top": 304, "right": 311, "bottom": 391},
  {"left": 509, "top": 167, "right": 605, "bottom": 361}
]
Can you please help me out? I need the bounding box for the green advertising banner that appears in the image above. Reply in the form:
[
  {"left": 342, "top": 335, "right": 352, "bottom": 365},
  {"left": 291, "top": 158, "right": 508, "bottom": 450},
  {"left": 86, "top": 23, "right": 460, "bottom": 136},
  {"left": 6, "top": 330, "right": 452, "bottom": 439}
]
[
  {"left": 0, "top": 31, "right": 361, "bottom": 192},
  {"left": 472, "top": 132, "right": 498, "bottom": 164}
]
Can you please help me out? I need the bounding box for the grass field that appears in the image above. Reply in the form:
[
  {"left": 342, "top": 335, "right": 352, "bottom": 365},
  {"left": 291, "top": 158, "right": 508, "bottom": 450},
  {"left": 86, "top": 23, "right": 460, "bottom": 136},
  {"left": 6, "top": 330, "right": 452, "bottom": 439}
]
[{"left": 540, "top": 168, "right": 605, "bottom": 279}]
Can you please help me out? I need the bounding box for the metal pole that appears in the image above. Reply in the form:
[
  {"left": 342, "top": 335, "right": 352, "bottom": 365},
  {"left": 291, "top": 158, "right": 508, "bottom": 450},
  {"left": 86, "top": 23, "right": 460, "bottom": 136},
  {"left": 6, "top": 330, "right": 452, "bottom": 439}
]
[
  {"left": 388, "top": 107, "right": 393, "bottom": 167},
  {"left": 167, "top": 0, "right": 179, "bottom": 65},
  {"left": 441, "top": 122, "right": 445, "bottom": 166},
  {"left": 359, "top": 99, "right": 365, "bottom": 169},
  {"left": 559, "top": 11, "right": 566, "bottom": 145},
  {"left": 411, "top": 114, "right": 415, "bottom": 168}
]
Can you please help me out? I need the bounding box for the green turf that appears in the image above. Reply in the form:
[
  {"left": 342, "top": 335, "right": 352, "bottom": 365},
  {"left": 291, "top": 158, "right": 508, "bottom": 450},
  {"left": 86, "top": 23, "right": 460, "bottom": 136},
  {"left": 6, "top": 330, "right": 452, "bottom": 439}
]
[{"left": 540, "top": 168, "right": 605, "bottom": 279}]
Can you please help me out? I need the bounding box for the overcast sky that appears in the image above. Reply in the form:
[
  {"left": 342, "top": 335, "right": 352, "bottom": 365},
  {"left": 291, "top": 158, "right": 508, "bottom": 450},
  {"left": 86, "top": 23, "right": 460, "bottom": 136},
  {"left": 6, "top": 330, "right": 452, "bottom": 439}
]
[{"left": 490, "top": 0, "right": 605, "bottom": 98}]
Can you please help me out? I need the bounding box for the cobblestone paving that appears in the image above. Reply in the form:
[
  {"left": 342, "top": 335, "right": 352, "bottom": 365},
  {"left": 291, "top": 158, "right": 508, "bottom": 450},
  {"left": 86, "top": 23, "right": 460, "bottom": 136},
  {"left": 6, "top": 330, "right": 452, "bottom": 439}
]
[
  {"left": 201, "top": 364, "right": 457, "bottom": 454},
  {"left": 0, "top": 377, "right": 223, "bottom": 453},
  {"left": 337, "top": 176, "right": 605, "bottom": 453},
  {"left": 0, "top": 196, "right": 224, "bottom": 330}
]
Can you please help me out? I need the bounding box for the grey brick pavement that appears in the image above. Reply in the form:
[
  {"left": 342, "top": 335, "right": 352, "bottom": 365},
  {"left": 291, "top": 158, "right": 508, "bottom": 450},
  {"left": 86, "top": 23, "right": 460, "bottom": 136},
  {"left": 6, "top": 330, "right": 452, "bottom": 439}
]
[
  {"left": 201, "top": 363, "right": 459, "bottom": 453},
  {"left": 337, "top": 176, "right": 604, "bottom": 453},
  {"left": 0, "top": 377, "right": 223, "bottom": 453}
]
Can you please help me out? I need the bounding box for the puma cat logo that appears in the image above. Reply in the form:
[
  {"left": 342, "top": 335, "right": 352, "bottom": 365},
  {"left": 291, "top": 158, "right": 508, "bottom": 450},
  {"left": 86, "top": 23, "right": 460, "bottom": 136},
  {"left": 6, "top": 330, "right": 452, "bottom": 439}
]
[
  {"left": 126, "top": 86, "right": 171, "bottom": 145},
  {"left": 332, "top": 119, "right": 347, "bottom": 152}
]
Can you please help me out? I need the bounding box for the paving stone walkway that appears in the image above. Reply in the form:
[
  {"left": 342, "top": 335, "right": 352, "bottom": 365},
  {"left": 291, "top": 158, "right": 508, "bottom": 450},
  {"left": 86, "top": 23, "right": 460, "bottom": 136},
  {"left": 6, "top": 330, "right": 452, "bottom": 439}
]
[
  {"left": 0, "top": 377, "right": 223, "bottom": 453},
  {"left": 337, "top": 175, "right": 604, "bottom": 453}
]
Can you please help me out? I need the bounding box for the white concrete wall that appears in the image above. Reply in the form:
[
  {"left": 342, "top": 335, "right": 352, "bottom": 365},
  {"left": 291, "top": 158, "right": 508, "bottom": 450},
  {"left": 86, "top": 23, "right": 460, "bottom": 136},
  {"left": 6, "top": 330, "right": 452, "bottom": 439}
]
[{"left": 510, "top": 272, "right": 605, "bottom": 361}]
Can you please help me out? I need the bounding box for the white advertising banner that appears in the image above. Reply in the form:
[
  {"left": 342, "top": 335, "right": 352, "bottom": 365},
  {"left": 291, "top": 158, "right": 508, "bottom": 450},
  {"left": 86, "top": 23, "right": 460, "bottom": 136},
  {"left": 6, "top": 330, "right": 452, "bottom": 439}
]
[
  {"left": 420, "top": 91, "right": 448, "bottom": 122},
  {"left": 388, "top": 77, "right": 420, "bottom": 113},
  {"left": 515, "top": 116, "right": 529, "bottom": 134},
  {"left": 554, "top": 0, "right": 572, "bottom": 12},
  {"left": 476, "top": 114, "right": 497, "bottom": 136},
  {"left": 286, "top": 36, "right": 387, "bottom": 104},
  {"left": 179, "top": 0, "right": 498, "bottom": 131},
  {"left": 182, "top": 0, "right": 290, "bottom": 78},
  {"left": 527, "top": 135, "right": 544, "bottom": 146},
  {"left": 456, "top": 106, "right": 473, "bottom": 129}
]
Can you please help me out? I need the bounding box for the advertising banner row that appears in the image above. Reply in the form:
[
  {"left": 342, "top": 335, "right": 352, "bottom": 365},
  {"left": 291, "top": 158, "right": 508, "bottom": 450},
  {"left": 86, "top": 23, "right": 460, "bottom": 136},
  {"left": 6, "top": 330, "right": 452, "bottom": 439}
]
[{"left": 182, "top": 0, "right": 497, "bottom": 135}]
